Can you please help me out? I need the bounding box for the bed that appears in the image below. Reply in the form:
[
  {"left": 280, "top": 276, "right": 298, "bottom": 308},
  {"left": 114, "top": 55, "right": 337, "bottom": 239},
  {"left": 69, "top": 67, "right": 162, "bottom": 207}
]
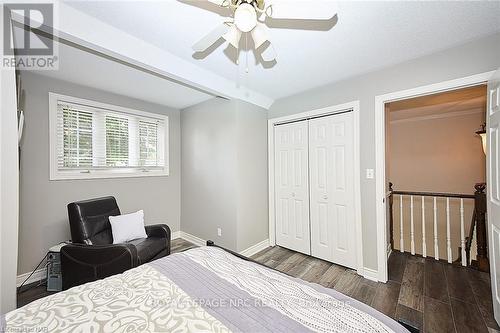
[{"left": 2, "top": 244, "right": 409, "bottom": 333}]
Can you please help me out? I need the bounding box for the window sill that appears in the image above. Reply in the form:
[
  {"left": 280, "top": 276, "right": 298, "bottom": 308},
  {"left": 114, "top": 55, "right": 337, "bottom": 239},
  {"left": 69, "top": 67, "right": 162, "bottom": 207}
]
[{"left": 50, "top": 168, "right": 169, "bottom": 181}]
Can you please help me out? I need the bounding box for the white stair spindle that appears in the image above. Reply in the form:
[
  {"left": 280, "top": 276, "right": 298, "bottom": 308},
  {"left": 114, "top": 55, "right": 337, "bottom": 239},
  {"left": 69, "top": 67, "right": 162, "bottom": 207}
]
[
  {"left": 410, "top": 195, "right": 415, "bottom": 255},
  {"left": 422, "top": 196, "right": 427, "bottom": 258},
  {"left": 460, "top": 198, "right": 466, "bottom": 266},
  {"left": 446, "top": 197, "right": 452, "bottom": 263},
  {"left": 433, "top": 197, "right": 439, "bottom": 260},
  {"left": 400, "top": 195, "right": 404, "bottom": 253}
]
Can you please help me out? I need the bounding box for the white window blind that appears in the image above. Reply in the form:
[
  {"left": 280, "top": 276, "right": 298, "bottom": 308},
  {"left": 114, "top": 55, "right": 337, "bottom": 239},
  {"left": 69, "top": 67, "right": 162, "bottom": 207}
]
[{"left": 50, "top": 93, "right": 168, "bottom": 180}]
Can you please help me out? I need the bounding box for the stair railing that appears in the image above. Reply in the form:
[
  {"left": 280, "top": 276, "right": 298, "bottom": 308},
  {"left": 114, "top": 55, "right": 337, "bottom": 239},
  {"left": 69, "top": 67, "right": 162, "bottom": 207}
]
[{"left": 388, "top": 183, "right": 487, "bottom": 271}]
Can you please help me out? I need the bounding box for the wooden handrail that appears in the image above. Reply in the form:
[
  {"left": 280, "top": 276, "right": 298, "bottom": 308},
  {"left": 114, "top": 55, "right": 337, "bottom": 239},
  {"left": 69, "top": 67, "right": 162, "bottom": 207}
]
[{"left": 391, "top": 190, "right": 474, "bottom": 199}]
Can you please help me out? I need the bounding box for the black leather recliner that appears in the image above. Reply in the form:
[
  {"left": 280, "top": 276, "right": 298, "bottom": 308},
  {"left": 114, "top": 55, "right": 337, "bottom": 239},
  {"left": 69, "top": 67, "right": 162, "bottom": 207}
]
[{"left": 60, "top": 196, "right": 170, "bottom": 290}]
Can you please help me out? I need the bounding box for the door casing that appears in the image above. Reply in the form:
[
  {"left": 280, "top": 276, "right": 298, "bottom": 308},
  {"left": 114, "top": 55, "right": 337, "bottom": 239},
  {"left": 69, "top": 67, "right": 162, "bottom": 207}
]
[{"left": 374, "top": 71, "right": 496, "bottom": 283}]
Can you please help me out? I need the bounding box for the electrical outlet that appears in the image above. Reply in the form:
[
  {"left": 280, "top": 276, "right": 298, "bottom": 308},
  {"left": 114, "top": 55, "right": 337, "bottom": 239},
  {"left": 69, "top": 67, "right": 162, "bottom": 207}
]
[
  {"left": 217, "top": 228, "right": 222, "bottom": 237},
  {"left": 366, "top": 169, "right": 374, "bottom": 179}
]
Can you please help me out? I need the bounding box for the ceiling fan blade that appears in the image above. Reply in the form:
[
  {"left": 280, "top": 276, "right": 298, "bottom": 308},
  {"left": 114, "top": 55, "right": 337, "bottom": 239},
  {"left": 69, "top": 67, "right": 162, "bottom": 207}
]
[
  {"left": 251, "top": 23, "right": 269, "bottom": 49},
  {"left": 192, "top": 23, "right": 230, "bottom": 52},
  {"left": 206, "top": 0, "right": 227, "bottom": 5},
  {"left": 266, "top": 0, "right": 338, "bottom": 20},
  {"left": 223, "top": 24, "right": 242, "bottom": 49},
  {"left": 260, "top": 42, "right": 277, "bottom": 62}
]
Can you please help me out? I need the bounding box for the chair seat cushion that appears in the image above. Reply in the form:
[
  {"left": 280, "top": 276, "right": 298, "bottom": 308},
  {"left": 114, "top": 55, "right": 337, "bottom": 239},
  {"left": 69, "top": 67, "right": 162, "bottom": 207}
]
[{"left": 128, "top": 237, "right": 166, "bottom": 264}]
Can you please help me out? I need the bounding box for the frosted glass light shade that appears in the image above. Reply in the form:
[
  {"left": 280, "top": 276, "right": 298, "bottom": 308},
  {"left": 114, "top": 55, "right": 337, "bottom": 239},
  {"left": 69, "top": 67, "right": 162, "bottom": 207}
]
[
  {"left": 223, "top": 25, "right": 242, "bottom": 49},
  {"left": 480, "top": 132, "right": 486, "bottom": 155},
  {"left": 251, "top": 24, "right": 268, "bottom": 49}
]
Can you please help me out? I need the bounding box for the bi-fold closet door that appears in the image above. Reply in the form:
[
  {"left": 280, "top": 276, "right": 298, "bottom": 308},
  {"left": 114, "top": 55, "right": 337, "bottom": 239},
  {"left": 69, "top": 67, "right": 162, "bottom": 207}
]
[
  {"left": 274, "top": 111, "right": 357, "bottom": 269},
  {"left": 274, "top": 121, "right": 311, "bottom": 255}
]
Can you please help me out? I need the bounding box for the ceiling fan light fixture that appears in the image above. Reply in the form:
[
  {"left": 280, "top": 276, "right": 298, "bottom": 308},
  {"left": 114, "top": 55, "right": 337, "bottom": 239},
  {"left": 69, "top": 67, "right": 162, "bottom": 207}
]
[
  {"left": 234, "top": 3, "right": 257, "bottom": 32},
  {"left": 223, "top": 24, "right": 242, "bottom": 49}
]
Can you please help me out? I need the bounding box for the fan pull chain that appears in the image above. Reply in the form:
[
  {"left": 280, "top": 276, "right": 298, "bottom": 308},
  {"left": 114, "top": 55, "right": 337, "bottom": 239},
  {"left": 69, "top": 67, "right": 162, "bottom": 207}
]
[{"left": 236, "top": 39, "right": 239, "bottom": 65}]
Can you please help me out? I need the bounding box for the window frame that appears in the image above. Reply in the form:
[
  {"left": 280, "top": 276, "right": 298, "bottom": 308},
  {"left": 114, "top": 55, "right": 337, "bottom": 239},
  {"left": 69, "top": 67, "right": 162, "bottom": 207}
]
[{"left": 49, "top": 92, "right": 169, "bottom": 180}]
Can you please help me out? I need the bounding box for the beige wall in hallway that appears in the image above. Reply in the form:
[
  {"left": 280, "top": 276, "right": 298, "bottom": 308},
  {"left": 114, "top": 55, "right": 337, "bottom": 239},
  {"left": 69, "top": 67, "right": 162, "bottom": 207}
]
[{"left": 389, "top": 112, "right": 485, "bottom": 193}]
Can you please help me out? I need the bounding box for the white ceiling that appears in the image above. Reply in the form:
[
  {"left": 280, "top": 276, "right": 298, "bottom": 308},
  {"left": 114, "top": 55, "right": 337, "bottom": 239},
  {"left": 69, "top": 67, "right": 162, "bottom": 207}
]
[
  {"left": 65, "top": 0, "right": 500, "bottom": 102},
  {"left": 22, "top": 38, "right": 212, "bottom": 109}
]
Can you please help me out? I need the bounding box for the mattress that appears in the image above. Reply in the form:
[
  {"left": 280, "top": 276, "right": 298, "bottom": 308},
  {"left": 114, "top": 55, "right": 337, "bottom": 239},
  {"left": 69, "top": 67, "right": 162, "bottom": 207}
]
[{"left": 2, "top": 246, "right": 408, "bottom": 332}]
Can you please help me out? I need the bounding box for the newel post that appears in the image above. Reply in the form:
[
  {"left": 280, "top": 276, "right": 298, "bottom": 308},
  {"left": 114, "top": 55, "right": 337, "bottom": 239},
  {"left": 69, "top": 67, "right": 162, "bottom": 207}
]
[
  {"left": 474, "top": 183, "right": 489, "bottom": 272},
  {"left": 389, "top": 182, "right": 394, "bottom": 251}
]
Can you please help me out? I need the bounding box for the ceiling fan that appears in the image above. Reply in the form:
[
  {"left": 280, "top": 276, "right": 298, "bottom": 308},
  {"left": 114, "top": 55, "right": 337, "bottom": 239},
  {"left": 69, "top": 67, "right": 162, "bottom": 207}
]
[{"left": 191, "top": 0, "right": 338, "bottom": 64}]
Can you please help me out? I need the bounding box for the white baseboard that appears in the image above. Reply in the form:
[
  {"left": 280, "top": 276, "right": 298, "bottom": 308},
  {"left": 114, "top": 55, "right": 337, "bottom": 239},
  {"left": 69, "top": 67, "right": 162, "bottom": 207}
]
[
  {"left": 177, "top": 231, "right": 206, "bottom": 247},
  {"left": 171, "top": 231, "right": 181, "bottom": 240},
  {"left": 174, "top": 231, "right": 269, "bottom": 258},
  {"left": 239, "top": 239, "right": 270, "bottom": 257},
  {"left": 362, "top": 267, "right": 379, "bottom": 282},
  {"left": 17, "top": 268, "right": 46, "bottom": 287}
]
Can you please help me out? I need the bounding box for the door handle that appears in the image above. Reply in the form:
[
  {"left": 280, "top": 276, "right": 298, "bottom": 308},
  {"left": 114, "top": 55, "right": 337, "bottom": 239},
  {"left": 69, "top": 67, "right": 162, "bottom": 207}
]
[{"left": 323, "top": 194, "right": 328, "bottom": 200}]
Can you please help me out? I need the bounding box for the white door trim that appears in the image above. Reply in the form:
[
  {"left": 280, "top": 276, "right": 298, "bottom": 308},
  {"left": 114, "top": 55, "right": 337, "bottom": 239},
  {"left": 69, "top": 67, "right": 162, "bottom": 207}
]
[
  {"left": 374, "top": 71, "right": 495, "bottom": 282},
  {"left": 268, "top": 101, "right": 363, "bottom": 276}
]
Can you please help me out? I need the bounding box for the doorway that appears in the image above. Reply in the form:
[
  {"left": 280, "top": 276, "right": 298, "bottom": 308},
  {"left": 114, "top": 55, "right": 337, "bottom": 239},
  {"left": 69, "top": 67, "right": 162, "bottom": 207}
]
[
  {"left": 386, "top": 85, "right": 487, "bottom": 263},
  {"left": 374, "top": 71, "right": 495, "bottom": 282}
]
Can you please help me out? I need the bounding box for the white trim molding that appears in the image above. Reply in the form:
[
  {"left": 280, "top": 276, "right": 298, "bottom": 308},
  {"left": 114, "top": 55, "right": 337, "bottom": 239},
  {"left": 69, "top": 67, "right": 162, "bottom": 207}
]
[
  {"left": 173, "top": 232, "right": 270, "bottom": 257},
  {"left": 390, "top": 108, "right": 485, "bottom": 125},
  {"left": 362, "top": 267, "right": 379, "bottom": 282},
  {"left": 17, "top": 268, "right": 46, "bottom": 287},
  {"left": 268, "top": 101, "right": 364, "bottom": 276},
  {"left": 374, "top": 70, "right": 495, "bottom": 283},
  {"left": 239, "top": 239, "right": 270, "bottom": 257},
  {"left": 171, "top": 231, "right": 181, "bottom": 240},
  {"left": 176, "top": 231, "right": 206, "bottom": 247}
]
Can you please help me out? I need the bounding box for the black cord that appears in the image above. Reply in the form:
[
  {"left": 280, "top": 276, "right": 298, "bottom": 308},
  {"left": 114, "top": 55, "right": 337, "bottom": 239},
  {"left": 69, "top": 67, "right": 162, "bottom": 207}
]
[{"left": 17, "top": 254, "right": 47, "bottom": 294}]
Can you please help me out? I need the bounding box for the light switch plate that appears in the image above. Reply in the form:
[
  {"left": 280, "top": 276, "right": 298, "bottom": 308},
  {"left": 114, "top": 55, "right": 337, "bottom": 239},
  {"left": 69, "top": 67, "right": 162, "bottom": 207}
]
[
  {"left": 217, "top": 228, "right": 222, "bottom": 237},
  {"left": 366, "top": 169, "right": 374, "bottom": 179}
]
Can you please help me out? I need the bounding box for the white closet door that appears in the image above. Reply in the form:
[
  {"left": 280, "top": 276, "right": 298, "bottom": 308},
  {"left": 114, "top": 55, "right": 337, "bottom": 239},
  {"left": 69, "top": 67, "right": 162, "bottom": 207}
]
[
  {"left": 274, "top": 121, "right": 311, "bottom": 255},
  {"left": 309, "top": 112, "right": 356, "bottom": 269}
]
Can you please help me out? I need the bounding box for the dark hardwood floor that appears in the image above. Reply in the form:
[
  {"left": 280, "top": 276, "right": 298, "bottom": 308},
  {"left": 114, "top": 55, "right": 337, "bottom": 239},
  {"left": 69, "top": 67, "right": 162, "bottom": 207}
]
[
  {"left": 17, "top": 239, "right": 499, "bottom": 333},
  {"left": 250, "top": 246, "right": 498, "bottom": 333}
]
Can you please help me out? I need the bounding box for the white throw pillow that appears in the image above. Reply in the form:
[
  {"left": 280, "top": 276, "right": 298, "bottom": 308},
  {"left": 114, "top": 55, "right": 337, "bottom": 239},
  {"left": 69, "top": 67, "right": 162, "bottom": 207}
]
[{"left": 109, "top": 210, "right": 148, "bottom": 244}]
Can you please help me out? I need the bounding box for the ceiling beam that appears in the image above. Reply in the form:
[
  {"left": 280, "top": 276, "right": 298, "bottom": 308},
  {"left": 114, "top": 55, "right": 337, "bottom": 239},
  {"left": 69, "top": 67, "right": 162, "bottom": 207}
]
[{"left": 10, "top": 3, "right": 274, "bottom": 109}]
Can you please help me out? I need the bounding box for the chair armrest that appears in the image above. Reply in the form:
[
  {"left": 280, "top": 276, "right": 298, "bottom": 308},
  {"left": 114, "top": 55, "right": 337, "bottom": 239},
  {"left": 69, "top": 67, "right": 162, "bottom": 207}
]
[
  {"left": 60, "top": 243, "right": 138, "bottom": 290},
  {"left": 145, "top": 224, "right": 171, "bottom": 255}
]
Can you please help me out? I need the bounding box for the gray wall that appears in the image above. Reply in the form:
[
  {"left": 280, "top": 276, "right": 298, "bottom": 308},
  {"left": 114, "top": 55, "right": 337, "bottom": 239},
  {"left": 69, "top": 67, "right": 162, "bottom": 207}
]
[
  {"left": 269, "top": 32, "right": 500, "bottom": 271},
  {"left": 235, "top": 101, "right": 269, "bottom": 252},
  {"left": 181, "top": 98, "right": 268, "bottom": 252},
  {"left": 18, "top": 72, "right": 181, "bottom": 275},
  {"left": 181, "top": 98, "right": 238, "bottom": 249}
]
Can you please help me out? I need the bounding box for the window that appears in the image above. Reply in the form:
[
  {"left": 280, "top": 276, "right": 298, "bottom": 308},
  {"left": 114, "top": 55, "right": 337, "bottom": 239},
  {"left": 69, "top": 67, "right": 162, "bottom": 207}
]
[{"left": 49, "top": 93, "right": 169, "bottom": 180}]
